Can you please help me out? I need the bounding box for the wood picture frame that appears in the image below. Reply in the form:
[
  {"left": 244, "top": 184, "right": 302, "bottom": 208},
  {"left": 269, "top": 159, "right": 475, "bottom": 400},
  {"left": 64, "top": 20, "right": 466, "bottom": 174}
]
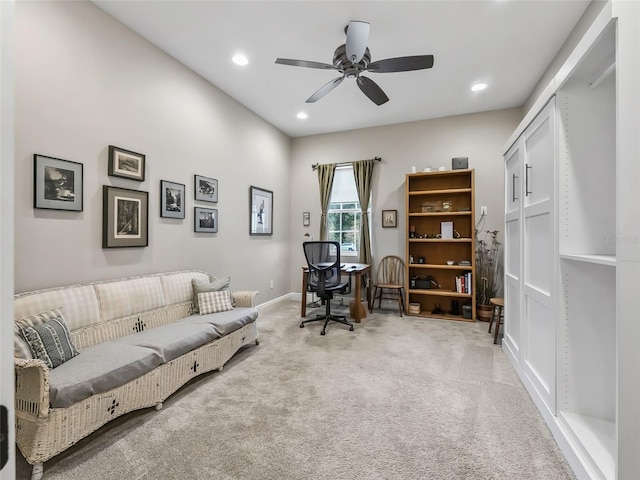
[
  {"left": 194, "top": 207, "right": 218, "bottom": 233},
  {"left": 160, "top": 180, "right": 185, "bottom": 219},
  {"left": 249, "top": 186, "right": 273, "bottom": 236},
  {"left": 108, "top": 145, "right": 145, "bottom": 181},
  {"left": 33, "top": 154, "right": 83, "bottom": 211},
  {"left": 194, "top": 175, "right": 218, "bottom": 203},
  {"left": 102, "top": 186, "right": 149, "bottom": 248},
  {"left": 382, "top": 209, "right": 397, "bottom": 228}
]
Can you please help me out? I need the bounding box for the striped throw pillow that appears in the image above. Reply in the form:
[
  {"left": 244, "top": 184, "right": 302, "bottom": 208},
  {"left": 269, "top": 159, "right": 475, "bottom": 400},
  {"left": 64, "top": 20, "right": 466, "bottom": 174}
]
[
  {"left": 19, "top": 314, "right": 79, "bottom": 369},
  {"left": 198, "top": 290, "right": 233, "bottom": 315}
]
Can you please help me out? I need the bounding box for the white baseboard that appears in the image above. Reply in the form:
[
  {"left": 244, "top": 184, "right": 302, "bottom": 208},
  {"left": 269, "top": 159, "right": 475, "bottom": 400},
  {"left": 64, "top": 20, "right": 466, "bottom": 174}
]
[{"left": 256, "top": 293, "right": 294, "bottom": 311}]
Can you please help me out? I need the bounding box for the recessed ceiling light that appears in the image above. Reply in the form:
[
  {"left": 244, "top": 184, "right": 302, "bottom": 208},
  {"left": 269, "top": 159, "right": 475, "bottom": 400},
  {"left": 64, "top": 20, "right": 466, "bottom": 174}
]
[
  {"left": 471, "top": 83, "right": 487, "bottom": 92},
  {"left": 297, "top": 112, "right": 308, "bottom": 120},
  {"left": 232, "top": 53, "right": 248, "bottom": 66}
]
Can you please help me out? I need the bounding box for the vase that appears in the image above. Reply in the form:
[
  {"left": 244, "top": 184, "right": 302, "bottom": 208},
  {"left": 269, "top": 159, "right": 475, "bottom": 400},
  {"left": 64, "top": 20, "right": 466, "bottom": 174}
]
[{"left": 476, "top": 304, "right": 493, "bottom": 322}]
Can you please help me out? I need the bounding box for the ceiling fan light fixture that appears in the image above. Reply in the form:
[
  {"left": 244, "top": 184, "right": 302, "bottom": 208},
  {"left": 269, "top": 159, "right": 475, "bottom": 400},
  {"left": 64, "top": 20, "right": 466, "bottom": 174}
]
[
  {"left": 471, "top": 82, "right": 487, "bottom": 92},
  {"left": 297, "top": 112, "right": 308, "bottom": 120},
  {"left": 232, "top": 53, "right": 248, "bottom": 66}
]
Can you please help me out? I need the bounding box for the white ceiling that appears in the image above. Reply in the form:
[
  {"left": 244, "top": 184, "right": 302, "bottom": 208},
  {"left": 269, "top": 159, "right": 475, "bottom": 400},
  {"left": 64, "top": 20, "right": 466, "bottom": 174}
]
[{"left": 93, "top": 1, "right": 590, "bottom": 138}]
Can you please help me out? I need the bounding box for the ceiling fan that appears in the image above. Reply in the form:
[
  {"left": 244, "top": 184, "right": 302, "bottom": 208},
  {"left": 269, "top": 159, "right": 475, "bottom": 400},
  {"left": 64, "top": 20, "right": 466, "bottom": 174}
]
[{"left": 275, "top": 20, "right": 434, "bottom": 106}]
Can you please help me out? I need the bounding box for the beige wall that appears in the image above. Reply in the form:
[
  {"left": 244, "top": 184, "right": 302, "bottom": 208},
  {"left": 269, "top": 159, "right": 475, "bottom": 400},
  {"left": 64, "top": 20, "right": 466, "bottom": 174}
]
[
  {"left": 14, "top": 1, "right": 292, "bottom": 297},
  {"left": 289, "top": 107, "right": 522, "bottom": 292}
]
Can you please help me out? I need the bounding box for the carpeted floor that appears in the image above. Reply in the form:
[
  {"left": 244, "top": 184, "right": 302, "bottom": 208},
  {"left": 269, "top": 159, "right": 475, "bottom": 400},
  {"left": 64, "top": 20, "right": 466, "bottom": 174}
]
[{"left": 16, "top": 300, "right": 575, "bottom": 480}]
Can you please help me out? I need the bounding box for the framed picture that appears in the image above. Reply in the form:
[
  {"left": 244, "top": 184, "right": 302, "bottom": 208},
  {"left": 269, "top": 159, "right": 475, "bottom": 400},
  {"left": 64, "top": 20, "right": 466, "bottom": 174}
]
[
  {"left": 194, "top": 207, "right": 218, "bottom": 233},
  {"left": 33, "top": 154, "right": 83, "bottom": 211},
  {"left": 108, "top": 145, "right": 145, "bottom": 181},
  {"left": 102, "top": 186, "right": 148, "bottom": 248},
  {"left": 382, "top": 209, "right": 397, "bottom": 228},
  {"left": 250, "top": 186, "right": 273, "bottom": 236},
  {"left": 303, "top": 211, "right": 310, "bottom": 227},
  {"left": 194, "top": 175, "right": 218, "bottom": 203},
  {"left": 160, "top": 180, "right": 185, "bottom": 219}
]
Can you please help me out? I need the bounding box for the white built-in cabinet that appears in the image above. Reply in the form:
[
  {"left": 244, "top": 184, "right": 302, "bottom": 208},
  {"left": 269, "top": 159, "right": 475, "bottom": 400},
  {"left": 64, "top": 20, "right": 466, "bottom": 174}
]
[
  {"left": 504, "top": 98, "right": 557, "bottom": 415},
  {"left": 501, "top": 4, "right": 639, "bottom": 479}
]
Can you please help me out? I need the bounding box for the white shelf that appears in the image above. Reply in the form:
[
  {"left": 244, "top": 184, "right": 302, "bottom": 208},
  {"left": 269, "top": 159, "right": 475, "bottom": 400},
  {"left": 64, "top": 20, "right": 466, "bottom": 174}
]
[
  {"left": 560, "top": 411, "right": 615, "bottom": 480},
  {"left": 559, "top": 253, "right": 616, "bottom": 267}
]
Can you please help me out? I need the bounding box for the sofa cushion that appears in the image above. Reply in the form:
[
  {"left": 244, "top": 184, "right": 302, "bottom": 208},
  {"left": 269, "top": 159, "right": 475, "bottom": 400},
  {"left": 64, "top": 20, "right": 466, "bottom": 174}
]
[
  {"left": 198, "top": 290, "right": 233, "bottom": 315},
  {"left": 19, "top": 314, "right": 79, "bottom": 369},
  {"left": 49, "top": 343, "right": 163, "bottom": 408},
  {"left": 160, "top": 271, "right": 210, "bottom": 305},
  {"left": 114, "top": 323, "right": 219, "bottom": 363},
  {"left": 192, "top": 276, "right": 230, "bottom": 313},
  {"left": 95, "top": 277, "right": 165, "bottom": 322},
  {"left": 180, "top": 307, "right": 258, "bottom": 337},
  {"left": 15, "top": 307, "right": 68, "bottom": 361}
]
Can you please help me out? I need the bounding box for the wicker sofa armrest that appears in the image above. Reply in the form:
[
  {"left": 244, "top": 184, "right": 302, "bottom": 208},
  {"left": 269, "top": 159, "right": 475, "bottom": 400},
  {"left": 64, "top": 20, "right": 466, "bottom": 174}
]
[
  {"left": 15, "top": 358, "right": 50, "bottom": 420},
  {"left": 232, "top": 290, "right": 259, "bottom": 308}
]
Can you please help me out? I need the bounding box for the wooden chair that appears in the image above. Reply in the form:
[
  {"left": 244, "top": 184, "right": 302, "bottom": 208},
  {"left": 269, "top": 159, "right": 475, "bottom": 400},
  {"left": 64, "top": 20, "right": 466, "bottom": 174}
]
[
  {"left": 488, "top": 297, "right": 504, "bottom": 344},
  {"left": 370, "top": 255, "right": 406, "bottom": 316}
]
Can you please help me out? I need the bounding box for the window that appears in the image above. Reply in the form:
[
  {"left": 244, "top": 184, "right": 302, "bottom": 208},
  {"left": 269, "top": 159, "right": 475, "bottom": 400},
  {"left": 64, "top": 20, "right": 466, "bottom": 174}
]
[{"left": 327, "top": 167, "right": 369, "bottom": 256}]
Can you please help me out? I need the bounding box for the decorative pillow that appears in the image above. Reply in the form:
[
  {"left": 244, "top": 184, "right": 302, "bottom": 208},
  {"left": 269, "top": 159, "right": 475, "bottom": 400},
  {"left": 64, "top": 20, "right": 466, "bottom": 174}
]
[
  {"left": 192, "top": 276, "right": 231, "bottom": 312},
  {"left": 19, "top": 314, "right": 79, "bottom": 369},
  {"left": 198, "top": 290, "right": 233, "bottom": 315},
  {"left": 14, "top": 307, "right": 66, "bottom": 360}
]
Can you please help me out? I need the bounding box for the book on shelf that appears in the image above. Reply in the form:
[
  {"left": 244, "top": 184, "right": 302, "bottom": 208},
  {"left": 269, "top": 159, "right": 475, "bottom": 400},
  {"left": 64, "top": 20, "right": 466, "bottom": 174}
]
[{"left": 455, "top": 273, "right": 472, "bottom": 294}]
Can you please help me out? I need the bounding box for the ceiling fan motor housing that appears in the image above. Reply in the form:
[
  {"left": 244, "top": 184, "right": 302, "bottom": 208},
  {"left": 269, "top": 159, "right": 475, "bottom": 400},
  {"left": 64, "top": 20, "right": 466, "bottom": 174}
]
[{"left": 333, "top": 44, "right": 370, "bottom": 77}]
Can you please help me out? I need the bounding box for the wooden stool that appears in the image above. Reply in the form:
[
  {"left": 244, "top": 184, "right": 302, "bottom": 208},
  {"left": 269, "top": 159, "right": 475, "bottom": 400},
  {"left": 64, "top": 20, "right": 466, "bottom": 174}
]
[{"left": 488, "top": 297, "right": 504, "bottom": 344}]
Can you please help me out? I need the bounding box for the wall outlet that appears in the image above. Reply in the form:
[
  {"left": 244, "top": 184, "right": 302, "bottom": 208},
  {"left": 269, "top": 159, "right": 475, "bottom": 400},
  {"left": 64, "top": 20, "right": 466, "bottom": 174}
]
[
  {"left": 480, "top": 206, "right": 488, "bottom": 216},
  {"left": 269, "top": 280, "right": 274, "bottom": 289}
]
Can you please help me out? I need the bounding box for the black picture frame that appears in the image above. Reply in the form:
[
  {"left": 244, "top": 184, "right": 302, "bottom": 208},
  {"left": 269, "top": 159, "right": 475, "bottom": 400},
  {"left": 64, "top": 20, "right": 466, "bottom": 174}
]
[
  {"left": 194, "top": 207, "right": 218, "bottom": 233},
  {"left": 382, "top": 209, "right": 397, "bottom": 228},
  {"left": 303, "top": 211, "right": 310, "bottom": 227},
  {"left": 194, "top": 175, "right": 218, "bottom": 203},
  {"left": 108, "top": 145, "right": 145, "bottom": 181},
  {"left": 102, "top": 185, "right": 149, "bottom": 248},
  {"left": 250, "top": 186, "right": 273, "bottom": 236},
  {"left": 160, "top": 180, "right": 185, "bottom": 219},
  {"left": 33, "top": 154, "right": 83, "bottom": 211}
]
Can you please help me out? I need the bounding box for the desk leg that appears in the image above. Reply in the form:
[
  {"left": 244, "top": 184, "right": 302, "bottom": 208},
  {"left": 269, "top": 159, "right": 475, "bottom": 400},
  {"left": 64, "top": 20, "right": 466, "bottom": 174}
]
[
  {"left": 349, "top": 271, "right": 366, "bottom": 323},
  {"left": 301, "top": 269, "right": 307, "bottom": 318}
]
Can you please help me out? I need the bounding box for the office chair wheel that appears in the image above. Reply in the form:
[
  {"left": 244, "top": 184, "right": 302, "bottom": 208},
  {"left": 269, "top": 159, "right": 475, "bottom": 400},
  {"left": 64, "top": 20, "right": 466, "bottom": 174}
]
[
  {"left": 349, "top": 326, "right": 354, "bottom": 331},
  {"left": 300, "top": 322, "right": 304, "bottom": 328},
  {"left": 321, "top": 330, "right": 326, "bottom": 335}
]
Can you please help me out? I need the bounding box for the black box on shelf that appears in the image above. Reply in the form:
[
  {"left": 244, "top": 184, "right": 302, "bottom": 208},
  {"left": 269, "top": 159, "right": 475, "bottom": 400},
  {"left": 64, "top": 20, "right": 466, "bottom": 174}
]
[{"left": 452, "top": 157, "right": 468, "bottom": 170}]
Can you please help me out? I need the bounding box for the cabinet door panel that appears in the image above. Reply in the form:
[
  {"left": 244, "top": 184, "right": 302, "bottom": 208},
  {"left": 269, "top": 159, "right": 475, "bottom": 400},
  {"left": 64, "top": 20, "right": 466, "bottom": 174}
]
[
  {"left": 505, "top": 278, "right": 520, "bottom": 352},
  {"left": 524, "top": 292, "right": 556, "bottom": 413},
  {"left": 505, "top": 144, "right": 522, "bottom": 216},
  {"left": 524, "top": 210, "right": 554, "bottom": 295},
  {"left": 523, "top": 99, "right": 556, "bottom": 207}
]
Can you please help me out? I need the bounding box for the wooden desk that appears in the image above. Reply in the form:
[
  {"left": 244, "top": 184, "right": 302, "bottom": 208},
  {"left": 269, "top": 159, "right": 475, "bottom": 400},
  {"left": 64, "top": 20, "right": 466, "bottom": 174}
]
[{"left": 301, "top": 263, "right": 372, "bottom": 323}]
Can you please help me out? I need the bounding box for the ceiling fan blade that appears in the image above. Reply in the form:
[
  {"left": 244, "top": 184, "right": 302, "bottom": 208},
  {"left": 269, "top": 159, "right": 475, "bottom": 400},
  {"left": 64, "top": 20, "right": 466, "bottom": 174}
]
[
  {"left": 356, "top": 76, "right": 389, "bottom": 106},
  {"left": 275, "top": 58, "right": 337, "bottom": 70},
  {"left": 368, "top": 55, "right": 434, "bottom": 73},
  {"left": 346, "top": 21, "right": 370, "bottom": 64},
  {"left": 306, "top": 76, "right": 345, "bottom": 103}
]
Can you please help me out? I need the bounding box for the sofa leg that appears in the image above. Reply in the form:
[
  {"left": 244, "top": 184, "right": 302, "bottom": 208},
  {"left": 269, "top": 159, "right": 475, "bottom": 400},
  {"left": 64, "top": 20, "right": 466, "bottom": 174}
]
[
  {"left": 155, "top": 402, "right": 163, "bottom": 411},
  {"left": 218, "top": 366, "right": 224, "bottom": 372},
  {"left": 32, "top": 463, "right": 44, "bottom": 480},
  {"left": 255, "top": 339, "right": 260, "bottom": 345}
]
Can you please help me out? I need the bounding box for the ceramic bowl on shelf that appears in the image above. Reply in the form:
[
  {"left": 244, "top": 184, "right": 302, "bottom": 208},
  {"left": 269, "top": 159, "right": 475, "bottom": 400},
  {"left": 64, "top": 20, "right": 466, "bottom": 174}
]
[{"left": 446, "top": 260, "right": 454, "bottom": 265}]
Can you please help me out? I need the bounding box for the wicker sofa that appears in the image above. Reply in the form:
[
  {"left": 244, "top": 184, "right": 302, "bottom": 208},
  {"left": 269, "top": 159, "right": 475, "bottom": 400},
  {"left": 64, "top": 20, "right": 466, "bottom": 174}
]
[{"left": 13, "top": 270, "right": 259, "bottom": 480}]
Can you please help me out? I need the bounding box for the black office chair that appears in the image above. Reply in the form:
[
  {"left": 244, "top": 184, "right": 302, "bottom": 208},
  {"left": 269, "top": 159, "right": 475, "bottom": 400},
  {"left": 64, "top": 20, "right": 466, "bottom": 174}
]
[{"left": 301, "top": 241, "right": 353, "bottom": 335}]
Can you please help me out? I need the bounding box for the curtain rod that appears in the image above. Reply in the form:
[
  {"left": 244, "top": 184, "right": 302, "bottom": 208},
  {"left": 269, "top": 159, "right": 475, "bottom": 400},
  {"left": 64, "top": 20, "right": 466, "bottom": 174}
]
[{"left": 311, "top": 157, "right": 381, "bottom": 171}]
